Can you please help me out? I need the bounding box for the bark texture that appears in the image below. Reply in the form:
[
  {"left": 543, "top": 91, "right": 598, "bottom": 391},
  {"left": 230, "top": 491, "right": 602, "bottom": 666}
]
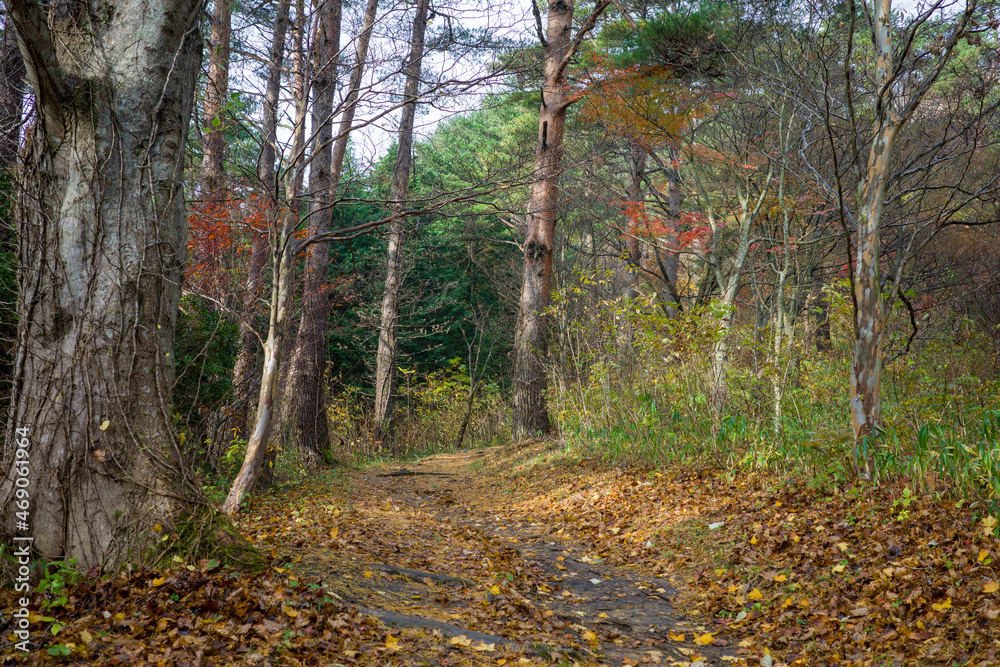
[
  {"left": 847, "top": 0, "right": 974, "bottom": 478},
  {"left": 372, "top": 0, "right": 430, "bottom": 444},
  {"left": 0, "top": 20, "right": 24, "bottom": 171},
  {"left": 201, "top": 0, "right": 231, "bottom": 201},
  {"left": 0, "top": 0, "right": 203, "bottom": 568},
  {"left": 287, "top": 0, "right": 341, "bottom": 460},
  {"left": 512, "top": 0, "right": 574, "bottom": 440}
]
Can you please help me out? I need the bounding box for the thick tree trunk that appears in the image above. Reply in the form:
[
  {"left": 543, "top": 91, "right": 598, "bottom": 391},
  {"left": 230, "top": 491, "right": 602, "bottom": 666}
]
[
  {"left": 232, "top": 0, "right": 289, "bottom": 441},
  {"left": 372, "top": 0, "right": 430, "bottom": 444},
  {"left": 0, "top": 0, "right": 203, "bottom": 569},
  {"left": 287, "top": 0, "right": 341, "bottom": 461},
  {"left": 201, "top": 0, "right": 231, "bottom": 202}
]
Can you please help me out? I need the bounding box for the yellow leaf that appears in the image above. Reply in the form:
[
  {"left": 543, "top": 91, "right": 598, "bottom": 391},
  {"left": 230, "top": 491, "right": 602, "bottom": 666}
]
[
  {"left": 837, "top": 542, "right": 849, "bottom": 553},
  {"left": 932, "top": 598, "right": 952, "bottom": 612},
  {"left": 750, "top": 536, "right": 758, "bottom": 545},
  {"left": 773, "top": 574, "right": 787, "bottom": 582},
  {"left": 151, "top": 577, "right": 167, "bottom": 587},
  {"left": 450, "top": 635, "right": 473, "bottom": 648},
  {"left": 598, "top": 612, "right": 608, "bottom": 618},
  {"left": 285, "top": 606, "right": 298, "bottom": 618},
  {"left": 748, "top": 588, "right": 763, "bottom": 600},
  {"left": 363, "top": 570, "right": 373, "bottom": 578},
  {"left": 100, "top": 420, "right": 110, "bottom": 431},
  {"left": 581, "top": 630, "right": 598, "bottom": 645},
  {"left": 473, "top": 642, "right": 496, "bottom": 652},
  {"left": 385, "top": 634, "right": 400, "bottom": 651},
  {"left": 983, "top": 515, "right": 998, "bottom": 537},
  {"left": 984, "top": 580, "right": 999, "bottom": 593},
  {"left": 781, "top": 597, "right": 793, "bottom": 608},
  {"left": 798, "top": 598, "right": 810, "bottom": 608},
  {"left": 490, "top": 585, "right": 501, "bottom": 595},
  {"left": 694, "top": 632, "right": 715, "bottom": 646},
  {"left": 330, "top": 526, "right": 339, "bottom": 539},
  {"left": 979, "top": 549, "right": 990, "bottom": 563},
  {"left": 831, "top": 563, "right": 846, "bottom": 574},
  {"left": 152, "top": 523, "right": 162, "bottom": 532},
  {"left": 668, "top": 632, "right": 685, "bottom": 641},
  {"left": 79, "top": 630, "right": 93, "bottom": 644}
]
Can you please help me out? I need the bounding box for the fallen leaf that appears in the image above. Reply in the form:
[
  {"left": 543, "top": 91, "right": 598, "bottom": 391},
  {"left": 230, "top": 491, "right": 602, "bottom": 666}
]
[
  {"left": 932, "top": 598, "right": 952, "bottom": 612},
  {"left": 694, "top": 632, "right": 715, "bottom": 646}
]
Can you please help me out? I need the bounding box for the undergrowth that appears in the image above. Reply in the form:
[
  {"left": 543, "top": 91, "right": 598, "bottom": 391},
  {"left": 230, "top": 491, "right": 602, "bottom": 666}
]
[{"left": 546, "top": 281, "right": 1000, "bottom": 505}]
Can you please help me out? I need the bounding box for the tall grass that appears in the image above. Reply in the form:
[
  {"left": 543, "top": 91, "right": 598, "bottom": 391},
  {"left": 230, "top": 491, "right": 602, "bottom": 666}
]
[{"left": 547, "top": 280, "right": 1000, "bottom": 499}]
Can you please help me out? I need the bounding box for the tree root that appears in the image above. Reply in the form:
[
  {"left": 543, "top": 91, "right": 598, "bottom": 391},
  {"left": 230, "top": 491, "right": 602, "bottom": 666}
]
[{"left": 368, "top": 563, "right": 474, "bottom": 587}]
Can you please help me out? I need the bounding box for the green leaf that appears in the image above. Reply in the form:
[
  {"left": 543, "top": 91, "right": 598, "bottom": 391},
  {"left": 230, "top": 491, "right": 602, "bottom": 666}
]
[{"left": 46, "top": 645, "right": 71, "bottom": 657}]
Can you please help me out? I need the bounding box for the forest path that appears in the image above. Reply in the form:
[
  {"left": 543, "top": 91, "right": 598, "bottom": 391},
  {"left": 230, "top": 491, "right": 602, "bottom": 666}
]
[{"left": 251, "top": 444, "right": 743, "bottom": 666}]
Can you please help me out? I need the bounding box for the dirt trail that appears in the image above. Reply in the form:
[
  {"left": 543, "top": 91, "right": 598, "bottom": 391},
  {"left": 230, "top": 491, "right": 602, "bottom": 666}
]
[{"left": 273, "top": 446, "right": 740, "bottom": 666}]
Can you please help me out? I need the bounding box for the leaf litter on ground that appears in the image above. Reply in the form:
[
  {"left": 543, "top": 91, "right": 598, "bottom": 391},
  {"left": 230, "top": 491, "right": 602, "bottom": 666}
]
[{"left": 5, "top": 441, "right": 1000, "bottom": 666}]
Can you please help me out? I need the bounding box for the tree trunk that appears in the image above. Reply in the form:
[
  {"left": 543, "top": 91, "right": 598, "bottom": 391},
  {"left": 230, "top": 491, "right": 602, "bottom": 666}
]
[
  {"left": 0, "top": 18, "right": 23, "bottom": 172},
  {"left": 512, "top": 0, "right": 575, "bottom": 441},
  {"left": 232, "top": 0, "right": 289, "bottom": 441},
  {"left": 622, "top": 140, "right": 646, "bottom": 300},
  {"left": 810, "top": 272, "right": 831, "bottom": 352},
  {"left": 223, "top": 210, "right": 297, "bottom": 515},
  {"left": 0, "top": 0, "right": 204, "bottom": 569},
  {"left": 201, "top": 0, "right": 231, "bottom": 202},
  {"left": 287, "top": 0, "right": 341, "bottom": 462},
  {"left": 372, "top": 0, "right": 430, "bottom": 444},
  {"left": 0, "top": 16, "right": 25, "bottom": 427},
  {"left": 850, "top": 0, "right": 895, "bottom": 479},
  {"left": 226, "top": 0, "right": 379, "bottom": 506}
]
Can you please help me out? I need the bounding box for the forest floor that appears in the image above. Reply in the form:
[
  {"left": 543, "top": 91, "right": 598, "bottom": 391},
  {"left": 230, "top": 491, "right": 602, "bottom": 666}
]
[{"left": 6, "top": 440, "right": 1000, "bottom": 666}]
